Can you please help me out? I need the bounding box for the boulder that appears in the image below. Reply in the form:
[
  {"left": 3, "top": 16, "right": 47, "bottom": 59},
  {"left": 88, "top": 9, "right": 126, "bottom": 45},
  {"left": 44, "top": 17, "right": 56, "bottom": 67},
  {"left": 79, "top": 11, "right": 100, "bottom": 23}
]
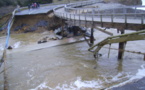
[
  {"left": 7, "top": 46, "right": 13, "bottom": 50},
  {"left": 54, "top": 27, "right": 62, "bottom": 35},
  {"left": 38, "top": 37, "right": 48, "bottom": 44}
]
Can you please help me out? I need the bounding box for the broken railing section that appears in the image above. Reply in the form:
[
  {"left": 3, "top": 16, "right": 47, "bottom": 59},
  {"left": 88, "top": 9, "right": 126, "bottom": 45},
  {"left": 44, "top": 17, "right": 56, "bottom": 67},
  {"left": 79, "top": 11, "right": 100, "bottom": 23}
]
[
  {"left": 57, "top": 11, "right": 96, "bottom": 47},
  {"left": 88, "top": 30, "right": 145, "bottom": 60},
  {"left": 53, "top": 3, "right": 145, "bottom": 59},
  {"left": 54, "top": 13, "right": 113, "bottom": 47}
]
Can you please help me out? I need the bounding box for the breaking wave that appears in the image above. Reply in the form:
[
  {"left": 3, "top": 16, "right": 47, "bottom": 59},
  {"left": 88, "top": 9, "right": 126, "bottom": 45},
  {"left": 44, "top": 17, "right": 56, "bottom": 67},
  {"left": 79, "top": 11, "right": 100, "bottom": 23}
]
[
  {"left": 107, "top": 64, "right": 145, "bottom": 89},
  {"left": 30, "top": 72, "right": 133, "bottom": 90},
  {"left": 13, "top": 41, "right": 21, "bottom": 48}
]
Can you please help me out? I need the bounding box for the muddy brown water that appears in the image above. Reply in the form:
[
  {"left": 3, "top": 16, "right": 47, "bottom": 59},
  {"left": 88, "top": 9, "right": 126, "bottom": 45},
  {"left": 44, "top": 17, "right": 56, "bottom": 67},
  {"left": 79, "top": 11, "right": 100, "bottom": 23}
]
[{"left": 0, "top": 30, "right": 145, "bottom": 90}]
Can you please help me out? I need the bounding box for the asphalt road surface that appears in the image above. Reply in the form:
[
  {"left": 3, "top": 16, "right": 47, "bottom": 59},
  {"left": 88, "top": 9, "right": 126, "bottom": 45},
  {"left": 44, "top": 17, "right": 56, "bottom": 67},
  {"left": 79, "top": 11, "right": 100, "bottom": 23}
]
[{"left": 15, "top": 4, "right": 64, "bottom": 15}]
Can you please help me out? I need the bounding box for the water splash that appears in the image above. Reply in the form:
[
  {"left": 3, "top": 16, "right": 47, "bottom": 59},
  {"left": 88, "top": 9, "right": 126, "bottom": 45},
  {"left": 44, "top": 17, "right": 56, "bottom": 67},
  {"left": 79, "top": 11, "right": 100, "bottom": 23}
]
[
  {"left": 74, "top": 77, "right": 103, "bottom": 89},
  {"left": 107, "top": 64, "right": 145, "bottom": 89},
  {"left": 30, "top": 72, "right": 132, "bottom": 90},
  {"left": 0, "top": 44, "right": 4, "bottom": 51},
  {"left": 30, "top": 82, "right": 52, "bottom": 90},
  {"left": 142, "top": 0, "right": 145, "bottom": 5},
  {"left": 13, "top": 41, "right": 21, "bottom": 48}
]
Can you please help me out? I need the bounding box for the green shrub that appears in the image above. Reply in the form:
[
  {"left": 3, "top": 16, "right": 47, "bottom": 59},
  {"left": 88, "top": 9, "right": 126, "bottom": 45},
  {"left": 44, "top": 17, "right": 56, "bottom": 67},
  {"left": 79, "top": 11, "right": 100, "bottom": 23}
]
[
  {"left": 0, "top": 0, "right": 15, "bottom": 7},
  {"left": 23, "top": 0, "right": 53, "bottom": 6},
  {"left": 17, "top": 0, "right": 22, "bottom": 6},
  {"left": 0, "top": 0, "right": 53, "bottom": 7},
  {"left": 0, "top": 0, "right": 5, "bottom": 6}
]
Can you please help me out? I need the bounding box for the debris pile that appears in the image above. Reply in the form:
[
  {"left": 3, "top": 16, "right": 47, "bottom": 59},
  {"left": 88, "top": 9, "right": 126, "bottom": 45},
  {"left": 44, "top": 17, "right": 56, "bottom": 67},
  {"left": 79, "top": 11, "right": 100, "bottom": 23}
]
[{"left": 37, "top": 25, "right": 91, "bottom": 44}]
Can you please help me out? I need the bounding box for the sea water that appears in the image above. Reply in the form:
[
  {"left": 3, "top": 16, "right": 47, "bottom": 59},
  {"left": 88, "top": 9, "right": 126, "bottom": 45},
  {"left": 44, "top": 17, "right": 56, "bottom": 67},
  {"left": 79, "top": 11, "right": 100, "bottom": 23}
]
[{"left": 0, "top": 29, "right": 145, "bottom": 90}]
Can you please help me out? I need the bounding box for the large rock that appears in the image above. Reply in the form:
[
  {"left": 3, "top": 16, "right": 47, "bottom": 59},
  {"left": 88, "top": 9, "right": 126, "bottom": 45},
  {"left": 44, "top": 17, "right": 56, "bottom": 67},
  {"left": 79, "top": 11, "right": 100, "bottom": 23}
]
[{"left": 105, "top": 0, "right": 142, "bottom": 5}]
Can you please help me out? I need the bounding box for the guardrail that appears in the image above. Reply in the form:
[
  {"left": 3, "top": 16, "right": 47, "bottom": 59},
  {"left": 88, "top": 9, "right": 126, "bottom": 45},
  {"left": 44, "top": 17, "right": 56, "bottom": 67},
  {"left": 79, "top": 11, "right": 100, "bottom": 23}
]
[
  {"left": 0, "top": 8, "right": 16, "bottom": 68},
  {"left": 54, "top": 0, "right": 145, "bottom": 25},
  {"left": 65, "top": 0, "right": 99, "bottom": 11}
]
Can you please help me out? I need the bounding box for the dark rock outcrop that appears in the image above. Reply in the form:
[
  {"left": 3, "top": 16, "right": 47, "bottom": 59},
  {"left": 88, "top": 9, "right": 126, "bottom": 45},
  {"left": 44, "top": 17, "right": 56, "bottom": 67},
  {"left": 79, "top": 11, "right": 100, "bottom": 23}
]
[
  {"left": 7, "top": 46, "right": 13, "bottom": 50},
  {"left": 36, "top": 20, "right": 48, "bottom": 27},
  {"left": 24, "top": 26, "right": 37, "bottom": 33}
]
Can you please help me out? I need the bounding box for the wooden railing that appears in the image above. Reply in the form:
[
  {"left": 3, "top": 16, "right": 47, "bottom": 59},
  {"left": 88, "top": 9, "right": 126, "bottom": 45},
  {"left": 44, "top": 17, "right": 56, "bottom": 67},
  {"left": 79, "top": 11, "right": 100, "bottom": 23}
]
[{"left": 54, "top": 0, "right": 145, "bottom": 25}]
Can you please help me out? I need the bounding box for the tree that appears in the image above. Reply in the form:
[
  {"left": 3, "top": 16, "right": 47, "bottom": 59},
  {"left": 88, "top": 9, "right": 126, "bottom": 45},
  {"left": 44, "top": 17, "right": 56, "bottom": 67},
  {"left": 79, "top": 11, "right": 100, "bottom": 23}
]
[{"left": 17, "top": 0, "right": 22, "bottom": 6}]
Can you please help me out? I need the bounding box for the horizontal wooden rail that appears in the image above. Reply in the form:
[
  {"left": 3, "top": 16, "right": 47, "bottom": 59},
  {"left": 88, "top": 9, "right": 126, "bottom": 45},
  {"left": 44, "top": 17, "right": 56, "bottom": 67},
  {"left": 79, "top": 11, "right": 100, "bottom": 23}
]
[{"left": 53, "top": 0, "right": 145, "bottom": 31}]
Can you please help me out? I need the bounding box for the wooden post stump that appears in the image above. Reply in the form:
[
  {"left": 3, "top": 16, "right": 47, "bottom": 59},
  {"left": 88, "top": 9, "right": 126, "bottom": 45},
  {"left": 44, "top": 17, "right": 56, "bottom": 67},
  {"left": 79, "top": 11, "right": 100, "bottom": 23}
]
[
  {"left": 90, "top": 28, "right": 94, "bottom": 46},
  {"left": 118, "top": 29, "right": 126, "bottom": 60}
]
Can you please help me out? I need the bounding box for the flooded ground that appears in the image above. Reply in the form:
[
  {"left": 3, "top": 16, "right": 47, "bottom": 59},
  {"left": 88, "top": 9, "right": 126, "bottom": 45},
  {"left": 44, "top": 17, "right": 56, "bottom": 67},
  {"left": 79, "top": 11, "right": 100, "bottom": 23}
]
[{"left": 0, "top": 29, "right": 145, "bottom": 90}]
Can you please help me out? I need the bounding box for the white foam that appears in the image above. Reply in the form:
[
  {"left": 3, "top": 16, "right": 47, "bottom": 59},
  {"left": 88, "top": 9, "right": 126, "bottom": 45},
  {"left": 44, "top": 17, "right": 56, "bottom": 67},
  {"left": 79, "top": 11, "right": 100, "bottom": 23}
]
[
  {"left": 142, "top": 0, "right": 145, "bottom": 5},
  {"left": 106, "top": 64, "right": 145, "bottom": 89},
  {"left": 74, "top": 77, "right": 103, "bottom": 89},
  {"left": 55, "top": 83, "right": 76, "bottom": 90},
  {"left": 29, "top": 72, "right": 134, "bottom": 90},
  {"left": 53, "top": 73, "right": 130, "bottom": 90},
  {"left": 52, "top": 77, "right": 103, "bottom": 90},
  {"left": 0, "top": 44, "right": 4, "bottom": 51},
  {"left": 30, "top": 82, "right": 52, "bottom": 90},
  {"left": 111, "top": 72, "right": 131, "bottom": 82},
  {"left": 13, "top": 41, "right": 21, "bottom": 48}
]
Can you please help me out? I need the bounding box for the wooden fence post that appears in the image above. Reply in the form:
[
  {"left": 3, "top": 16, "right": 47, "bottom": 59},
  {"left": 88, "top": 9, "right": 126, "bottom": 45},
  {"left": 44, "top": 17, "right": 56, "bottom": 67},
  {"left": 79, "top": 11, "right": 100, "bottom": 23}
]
[
  {"left": 90, "top": 27, "right": 94, "bottom": 46},
  {"left": 141, "top": 14, "right": 144, "bottom": 25},
  {"left": 118, "top": 29, "right": 126, "bottom": 60},
  {"left": 70, "top": 14, "right": 71, "bottom": 25},
  {"left": 125, "top": 14, "right": 127, "bottom": 28},
  {"left": 90, "top": 9, "right": 94, "bottom": 46},
  {"left": 74, "top": 14, "right": 75, "bottom": 26},
  {"left": 111, "top": 14, "right": 114, "bottom": 27},
  {"left": 85, "top": 13, "right": 87, "bottom": 27},
  {"left": 79, "top": 10, "right": 81, "bottom": 26},
  {"left": 100, "top": 15, "right": 103, "bottom": 27}
]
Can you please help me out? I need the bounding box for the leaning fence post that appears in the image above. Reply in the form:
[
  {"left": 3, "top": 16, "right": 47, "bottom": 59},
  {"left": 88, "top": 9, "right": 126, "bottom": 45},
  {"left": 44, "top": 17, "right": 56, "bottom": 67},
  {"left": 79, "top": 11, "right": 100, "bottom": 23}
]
[{"left": 108, "top": 44, "right": 111, "bottom": 58}]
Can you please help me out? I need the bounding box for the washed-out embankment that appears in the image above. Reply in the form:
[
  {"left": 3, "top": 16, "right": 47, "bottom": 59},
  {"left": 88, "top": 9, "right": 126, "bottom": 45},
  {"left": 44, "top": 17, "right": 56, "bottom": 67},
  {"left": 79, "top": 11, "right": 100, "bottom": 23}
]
[{"left": 11, "top": 12, "right": 65, "bottom": 34}]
